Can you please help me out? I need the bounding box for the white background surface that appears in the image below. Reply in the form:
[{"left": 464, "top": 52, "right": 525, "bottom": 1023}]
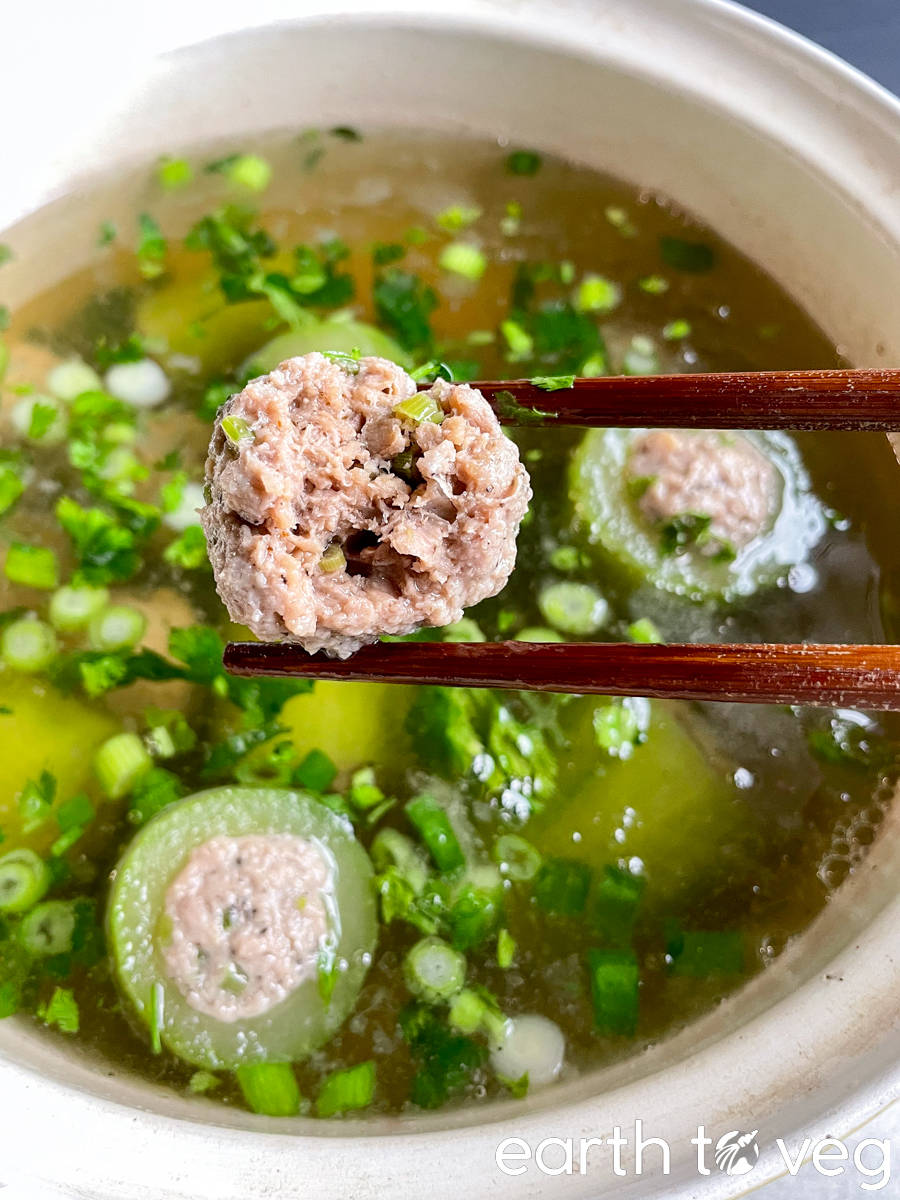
[{"left": 2, "top": 1, "right": 900, "bottom": 1196}]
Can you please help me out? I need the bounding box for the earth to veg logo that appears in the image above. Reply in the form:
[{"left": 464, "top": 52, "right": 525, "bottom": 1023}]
[
  {"left": 714, "top": 1130, "right": 760, "bottom": 1176},
  {"left": 495, "top": 1123, "right": 891, "bottom": 1189}
]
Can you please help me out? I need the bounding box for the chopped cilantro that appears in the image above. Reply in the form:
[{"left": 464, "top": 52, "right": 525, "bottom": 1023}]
[
  {"left": 400, "top": 1003, "right": 487, "bottom": 1109},
  {"left": 56, "top": 793, "right": 96, "bottom": 834},
  {"left": 163, "top": 525, "right": 209, "bottom": 570},
  {"left": 663, "top": 319, "right": 692, "bottom": 341},
  {"left": 506, "top": 151, "right": 542, "bottom": 176},
  {"left": 372, "top": 242, "right": 405, "bottom": 266},
  {"left": 439, "top": 243, "right": 487, "bottom": 281},
  {"left": 293, "top": 748, "right": 338, "bottom": 792},
  {"left": 0, "top": 306, "right": 9, "bottom": 332},
  {"left": 129, "top": 767, "right": 185, "bottom": 825},
  {"left": 38, "top": 987, "right": 80, "bottom": 1034},
  {"left": 330, "top": 126, "right": 362, "bottom": 142},
  {"left": 97, "top": 221, "right": 117, "bottom": 247},
  {"left": 408, "top": 360, "right": 454, "bottom": 384},
  {"left": 27, "top": 400, "right": 60, "bottom": 440},
  {"left": 55, "top": 497, "right": 141, "bottom": 586},
  {"left": 0, "top": 245, "right": 13, "bottom": 267},
  {"left": 494, "top": 390, "right": 556, "bottom": 426},
  {"left": 658, "top": 512, "right": 713, "bottom": 556},
  {"left": 530, "top": 375, "right": 575, "bottom": 391},
  {"left": 136, "top": 213, "right": 167, "bottom": 280},
  {"left": 373, "top": 268, "right": 438, "bottom": 353},
  {"left": 639, "top": 274, "right": 669, "bottom": 295}
]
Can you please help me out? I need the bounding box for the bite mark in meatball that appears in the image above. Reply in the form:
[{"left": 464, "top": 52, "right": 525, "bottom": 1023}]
[
  {"left": 201, "top": 354, "right": 531, "bottom": 656},
  {"left": 627, "top": 429, "right": 779, "bottom": 556}
]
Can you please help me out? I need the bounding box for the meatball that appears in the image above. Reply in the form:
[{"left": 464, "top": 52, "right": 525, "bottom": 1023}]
[
  {"left": 162, "top": 834, "right": 331, "bottom": 1023},
  {"left": 627, "top": 429, "right": 779, "bottom": 555},
  {"left": 201, "top": 353, "right": 531, "bottom": 656}
]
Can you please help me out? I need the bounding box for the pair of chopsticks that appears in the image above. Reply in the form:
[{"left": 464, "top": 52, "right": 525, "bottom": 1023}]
[{"left": 224, "top": 369, "right": 900, "bottom": 710}]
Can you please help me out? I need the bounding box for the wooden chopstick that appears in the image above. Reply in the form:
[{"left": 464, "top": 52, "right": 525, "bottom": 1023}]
[
  {"left": 443, "top": 369, "right": 900, "bottom": 429},
  {"left": 223, "top": 641, "right": 900, "bottom": 710}
]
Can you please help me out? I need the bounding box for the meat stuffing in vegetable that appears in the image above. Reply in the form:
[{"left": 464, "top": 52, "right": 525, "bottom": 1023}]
[{"left": 202, "top": 353, "right": 532, "bottom": 657}]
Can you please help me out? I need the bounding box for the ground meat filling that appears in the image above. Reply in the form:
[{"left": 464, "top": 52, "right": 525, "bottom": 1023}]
[
  {"left": 162, "top": 834, "right": 331, "bottom": 1023},
  {"left": 201, "top": 353, "right": 531, "bottom": 657},
  {"left": 627, "top": 429, "right": 779, "bottom": 556}
]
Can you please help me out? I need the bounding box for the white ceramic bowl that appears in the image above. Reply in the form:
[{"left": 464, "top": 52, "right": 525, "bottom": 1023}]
[{"left": 3, "top": 2, "right": 900, "bottom": 1196}]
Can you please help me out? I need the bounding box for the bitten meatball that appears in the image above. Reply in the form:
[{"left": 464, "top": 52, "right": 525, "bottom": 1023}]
[
  {"left": 201, "top": 353, "right": 531, "bottom": 656},
  {"left": 627, "top": 429, "right": 779, "bottom": 556}
]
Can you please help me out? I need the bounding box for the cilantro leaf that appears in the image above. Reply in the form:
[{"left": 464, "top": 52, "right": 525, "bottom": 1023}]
[
  {"left": 373, "top": 269, "right": 438, "bottom": 353},
  {"left": 167, "top": 625, "right": 225, "bottom": 684},
  {"left": 129, "top": 767, "right": 185, "bottom": 825},
  {"left": 530, "top": 375, "right": 575, "bottom": 391},
  {"left": 136, "top": 213, "right": 167, "bottom": 280},
  {"left": 163, "top": 525, "right": 209, "bottom": 570},
  {"left": 494, "top": 390, "right": 556, "bottom": 426},
  {"left": 55, "top": 497, "right": 141, "bottom": 586},
  {"left": 659, "top": 236, "right": 715, "bottom": 274}
]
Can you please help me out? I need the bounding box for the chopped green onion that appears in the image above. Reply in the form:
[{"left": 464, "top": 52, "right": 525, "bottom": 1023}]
[
  {"left": 538, "top": 581, "right": 608, "bottom": 636},
  {"left": 448, "top": 988, "right": 487, "bottom": 1034},
  {"left": 604, "top": 206, "right": 638, "bottom": 237},
  {"left": 533, "top": 857, "right": 591, "bottom": 917},
  {"left": 500, "top": 319, "right": 533, "bottom": 360},
  {"left": 49, "top": 584, "right": 110, "bottom": 632},
  {"left": 435, "top": 204, "right": 482, "bottom": 233},
  {"left": 500, "top": 201, "right": 522, "bottom": 236},
  {"left": 670, "top": 930, "right": 745, "bottom": 976},
  {"left": 662, "top": 319, "right": 692, "bottom": 341},
  {"left": 46, "top": 359, "right": 102, "bottom": 401},
  {"left": 548, "top": 545, "right": 580, "bottom": 572},
  {"left": 149, "top": 980, "right": 165, "bottom": 1054},
  {"left": 4, "top": 544, "right": 59, "bottom": 590},
  {"left": 39, "top": 986, "right": 79, "bottom": 1034},
  {"left": 189, "top": 1070, "right": 221, "bottom": 1094},
  {"left": 0, "top": 848, "right": 50, "bottom": 912},
  {"left": 236, "top": 1062, "right": 301, "bottom": 1116},
  {"left": 492, "top": 834, "right": 542, "bottom": 882},
  {"left": 530, "top": 375, "right": 575, "bottom": 391},
  {"left": 392, "top": 392, "right": 444, "bottom": 426},
  {"left": 447, "top": 886, "right": 499, "bottom": 951},
  {"left": 497, "top": 928, "right": 516, "bottom": 969},
  {"left": 136, "top": 213, "right": 167, "bottom": 280},
  {"left": 574, "top": 275, "right": 621, "bottom": 314},
  {"left": 50, "top": 826, "right": 86, "bottom": 858},
  {"left": 587, "top": 948, "right": 640, "bottom": 1036},
  {"left": 506, "top": 151, "right": 542, "bottom": 176},
  {"left": 0, "top": 464, "right": 24, "bottom": 516},
  {"left": 88, "top": 605, "right": 148, "bottom": 652},
  {"left": 316, "top": 1060, "right": 376, "bottom": 1116},
  {"left": 319, "top": 543, "right": 346, "bottom": 574},
  {"left": 408, "top": 360, "right": 454, "bottom": 384},
  {"left": 94, "top": 732, "right": 152, "bottom": 799},
  {"left": 371, "top": 827, "right": 430, "bottom": 896},
  {"left": 514, "top": 626, "right": 565, "bottom": 643},
  {"left": 224, "top": 155, "right": 272, "bottom": 192},
  {"left": 19, "top": 900, "right": 76, "bottom": 956},
  {"left": 638, "top": 275, "right": 669, "bottom": 295},
  {"left": 1, "top": 618, "right": 58, "bottom": 671},
  {"left": 292, "top": 748, "right": 338, "bottom": 792},
  {"left": 405, "top": 793, "right": 465, "bottom": 875},
  {"left": 221, "top": 415, "right": 254, "bottom": 444},
  {"left": 628, "top": 617, "right": 663, "bottom": 644},
  {"left": 157, "top": 157, "right": 193, "bottom": 191},
  {"left": 404, "top": 936, "right": 466, "bottom": 1003},
  {"left": 590, "top": 865, "right": 646, "bottom": 947},
  {"left": 56, "top": 792, "right": 96, "bottom": 834},
  {"left": 439, "top": 243, "right": 487, "bottom": 281}
]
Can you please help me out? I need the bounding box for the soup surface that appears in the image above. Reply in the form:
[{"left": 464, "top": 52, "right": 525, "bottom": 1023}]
[{"left": 0, "top": 131, "right": 897, "bottom": 1118}]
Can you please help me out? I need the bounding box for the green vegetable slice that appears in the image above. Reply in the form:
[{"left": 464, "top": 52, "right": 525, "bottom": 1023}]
[
  {"left": 246, "top": 318, "right": 410, "bottom": 376},
  {"left": 570, "top": 428, "right": 826, "bottom": 600},
  {"left": 107, "top": 786, "right": 377, "bottom": 1069}
]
